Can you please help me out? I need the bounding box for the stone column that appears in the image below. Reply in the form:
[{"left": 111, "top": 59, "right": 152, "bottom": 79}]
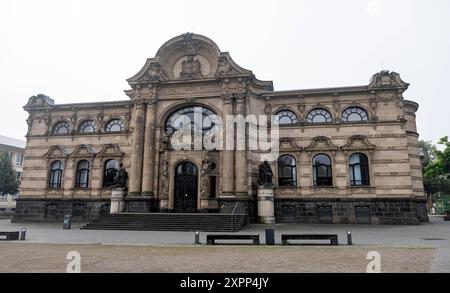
[
  {"left": 235, "top": 94, "right": 247, "bottom": 195},
  {"left": 128, "top": 99, "right": 146, "bottom": 196},
  {"left": 141, "top": 100, "right": 157, "bottom": 196},
  {"left": 221, "top": 95, "right": 234, "bottom": 195},
  {"left": 257, "top": 185, "right": 275, "bottom": 224}
]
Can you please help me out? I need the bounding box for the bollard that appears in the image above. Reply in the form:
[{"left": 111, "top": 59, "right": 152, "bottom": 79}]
[
  {"left": 265, "top": 228, "right": 275, "bottom": 245},
  {"left": 194, "top": 231, "right": 200, "bottom": 244},
  {"left": 347, "top": 230, "right": 353, "bottom": 245},
  {"left": 20, "top": 228, "right": 27, "bottom": 241}
]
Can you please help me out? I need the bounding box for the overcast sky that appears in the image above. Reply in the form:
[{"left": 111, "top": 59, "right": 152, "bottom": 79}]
[{"left": 1, "top": 0, "right": 449, "bottom": 143}]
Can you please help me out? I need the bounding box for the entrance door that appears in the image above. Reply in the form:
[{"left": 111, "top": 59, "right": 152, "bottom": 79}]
[{"left": 174, "top": 161, "right": 198, "bottom": 213}]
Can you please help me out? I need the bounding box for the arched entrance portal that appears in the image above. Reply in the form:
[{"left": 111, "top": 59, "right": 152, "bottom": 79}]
[{"left": 173, "top": 161, "right": 198, "bottom": 213}]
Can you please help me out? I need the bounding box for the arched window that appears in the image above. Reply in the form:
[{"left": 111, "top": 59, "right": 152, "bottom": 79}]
[
  {"left": 349, "top": 153, "right": 370, "bottom": 186},
  {"left": 48, "top": 160, "right": 63, "bottom": 188},
  {"left": 341, "top": 107, "right": 368, "bottom": 122},
  {"left": 75, "top": 160, "right": 90, "bottom": 188},
  {"left": 105, "top": 119, "right": 124, "bottom": 132},
  {"left": 274, "top": 110, "right": 298, "bottom": 125},
  {"left": 306, "top": 108, "right": 332, "bottom": 123},
  {"left": 52, "top": 121, "right": 70, "bottom": 135},
  {"left": 164, "top": 106, "right": 219, "bottom": 135},
  {"left": 78, "top": 120, "right": 96, "bottom": 133},
  {"left": 103, "top": 159, "right": 119, "bottom": 187},
  {"left": 313, "top": 154, "right": 332, "bottom": 186},
  {"left": 278, "top": 155, "right": 297, "bottom": 186}
]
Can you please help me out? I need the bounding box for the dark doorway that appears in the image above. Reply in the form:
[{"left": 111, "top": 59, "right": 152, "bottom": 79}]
[{"left": 174, "top": 161, "right": 198, "bottom": 213}]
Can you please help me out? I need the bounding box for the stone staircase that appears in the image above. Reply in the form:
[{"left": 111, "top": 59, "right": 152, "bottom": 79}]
[{"left": 80, "top": 212, "right": 248, "bottom": 232}]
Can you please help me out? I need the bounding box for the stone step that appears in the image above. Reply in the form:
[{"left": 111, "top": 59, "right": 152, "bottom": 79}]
[{"left": 81, "top": 212, "right": 248, "bottom": 232}]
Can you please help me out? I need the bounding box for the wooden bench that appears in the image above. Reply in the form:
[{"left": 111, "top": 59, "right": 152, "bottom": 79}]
[
  {"left": 281, "top": 234, "right": 338, "bottom": 246},
  {"left": 207, "top": 234, "right": 260, "bottom": 245},
  {"left": 0, "top": 231, "right": 20, "bottom": 241}
]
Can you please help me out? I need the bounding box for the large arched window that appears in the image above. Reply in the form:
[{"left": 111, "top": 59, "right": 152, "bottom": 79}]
[
  {"left": 274, "top": 110, "right": 298, "bottom": 125},
  {"left": 78, "top": 120, "right": 96, "bottom": 133},
  {"left": 75, "top": 160, "right": 90, "bottom": 188},
  {"left": 52, "top": 121, "right": 70, "bottom": 135},
  {"left": 48, "top": 160, "right": 63, "bottom": 188},
  {"left": 105, "top": 119, "right": 124, "bottom": 132},
  {"left": 306, "top": 108, "right": 332, "bottom": 123},
  {"left": 164, "top": 106, "right": 219, "bottom": 135},
  {"left": 313, "top": 154, "right": 332, "bottom": 186},
  {"left": 349, "top": 153, "right": 370, "bottom": 186},
  {"left": 103, "top": 159, "right": 119, "bottom": 188},
  {"left": 278, "top": 155, "right": 297, "bottom": 186},
  {"left": 341, "top": 107, "right": 368, "bottom": 122}
]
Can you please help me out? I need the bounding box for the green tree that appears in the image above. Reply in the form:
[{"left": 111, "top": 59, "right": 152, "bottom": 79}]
[
  {"left": 422, "top": 137, "right": 450, "bottom": 211},
  {"left": 418, "top": 139, "right": 437, "bottom": 169},
  {"left": 0, "top": 151, "right": 20, "bottom": 196}
]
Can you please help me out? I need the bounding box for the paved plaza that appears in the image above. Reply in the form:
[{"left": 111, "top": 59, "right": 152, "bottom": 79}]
[{"left": 0, "top": 216, "right": 449, "bottom": 272}]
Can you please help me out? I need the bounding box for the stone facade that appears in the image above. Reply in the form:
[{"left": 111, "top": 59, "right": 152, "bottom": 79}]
[{"left": 14, "top": 33, "right": 428, "bottom": 224}]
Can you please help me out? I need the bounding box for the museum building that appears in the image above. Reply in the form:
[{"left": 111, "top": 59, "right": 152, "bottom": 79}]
[{"left": 13, "top": 33, "right": 428, "bottom": 225}]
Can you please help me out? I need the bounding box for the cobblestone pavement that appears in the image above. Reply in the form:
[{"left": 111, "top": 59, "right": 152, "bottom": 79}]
[{"left": 0, "top": 216, "right": 449, "bottom": 272}]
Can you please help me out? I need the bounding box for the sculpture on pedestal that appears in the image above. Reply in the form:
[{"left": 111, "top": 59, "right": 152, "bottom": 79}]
[
  {"left": 258, "top": 161, "right": 273, "bottom": 186},
  {"left": 113, "top": 163, "right": 128, "bottom": 189}
]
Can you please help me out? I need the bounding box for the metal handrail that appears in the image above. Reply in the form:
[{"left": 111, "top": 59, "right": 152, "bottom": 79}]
[{"left": 86, "top": 202, "right": 110, "bottom": 222}]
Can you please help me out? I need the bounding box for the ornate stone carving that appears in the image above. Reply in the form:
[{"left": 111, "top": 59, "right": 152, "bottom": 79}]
[
  {"left": 341, "top": 135, "right": 376, "bottom": 153},
  {"left": 69, "top": 145, "right": 95, "bottom": 158},
  {"left": 43, "top": 145, "right": 68, "bottom": 158},
  {"left": 160, "top": 133, "right": 172, "bottom": 151},
  {"left": 368, "top": 70, "right": 409, "bottom": 90},
  {"left": 305, "top": 136, "right": 339, "bottom": 152},
  {"left": 179, "top": 56, "right": 202, "bottom": 80},
  {"left": 140, "top": 62, "right": 167, "bottom": 82},
  {"left": 160, "top": 159, "right": 169, "bottom": 199},
  {"left": 216, "top": 56, "right": 239, "bottom": 77},
  {"left": 181, "top": 32, "right": 199, "bottom": 55},
  {"left": 200, "top": 151, "right": 216, "bottom": 199},
  {"left": 279, "top": 137, "right": 302, "bottom": 151},
  {"left": 96, "top": 144, "right": 124, "bottom": 158}
]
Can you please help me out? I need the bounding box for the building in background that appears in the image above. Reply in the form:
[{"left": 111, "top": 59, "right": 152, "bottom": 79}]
[
  {"left": 14, "top": 33, "right": 428, "bottom": 225},
  {"left": 0, "top": 135, "right": 26, "bottom": 213}
]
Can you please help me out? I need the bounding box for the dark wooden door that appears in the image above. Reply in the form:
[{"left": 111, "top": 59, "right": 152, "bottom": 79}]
[{"left": 174, "top": 162, "right": 198, "bottom": 213}]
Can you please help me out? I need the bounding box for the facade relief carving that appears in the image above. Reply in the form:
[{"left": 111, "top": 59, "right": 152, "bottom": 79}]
[
  {"left": 160, "top": 159, "right": 169, "bottom": 199},
  {"left": 179, "top": 55, "right": 203, "bottom": 80}
]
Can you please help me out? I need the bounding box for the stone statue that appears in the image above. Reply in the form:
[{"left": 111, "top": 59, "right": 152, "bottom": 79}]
[
  {"left": 258, "top": 161, "right": 273, "bottom": 186},
  {"left": 113, "top": 163, "right": 128, "bottom": 189}
]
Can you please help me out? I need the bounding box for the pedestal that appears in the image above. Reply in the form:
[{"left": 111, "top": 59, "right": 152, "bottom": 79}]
[
  {"left": 257, "top": 186, "right": 275, "bottom": 224},
  {"left": 110, "top": 188, "right": 125, "bottom": 214}
]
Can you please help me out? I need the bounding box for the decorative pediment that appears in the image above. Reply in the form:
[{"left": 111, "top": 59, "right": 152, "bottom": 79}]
[
  {"left": 279, "top": 138, "right": 302, "bottom": 151},
  {"left": 43, "top": 145, "right": 68, "bottom": 158},
  {"left": 96, "top": 144, "right": 124, "bottom": 158},
  {"left": 69, "top": 145, "right": 95, "bottom": 158},
  {"left": 126, "top": 33, "right": 273, "bottom": 90},
  {"left": 24, "top": 94, "right": 54, "bottom": 111},
  {"left": 305, "top": 137, "right": 339, "bottom": 151},
  {"left": 368, "top": 71, "right": 409, "bottom": 91},
  {"left": 341, "top": 135, "right": 376, "bottom": 152}
]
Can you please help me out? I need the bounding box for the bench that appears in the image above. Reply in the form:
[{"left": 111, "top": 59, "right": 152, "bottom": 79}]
[
  {"left": 0, "top": 231, "right": 20, "bottom": 241},
  {"left": 207, "top": 234, "right": 260, "bottom": 245},
  {"left": 281, "top": 234, "right": 338, "bottom": 246}
]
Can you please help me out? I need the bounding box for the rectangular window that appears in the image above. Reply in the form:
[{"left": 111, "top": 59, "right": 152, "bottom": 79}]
[
  {"left": 15, "top": 154, "right": 23, "bottom": 166},
  {"left": 16, "top": 172, "right": 22, "bottom": 180}
]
